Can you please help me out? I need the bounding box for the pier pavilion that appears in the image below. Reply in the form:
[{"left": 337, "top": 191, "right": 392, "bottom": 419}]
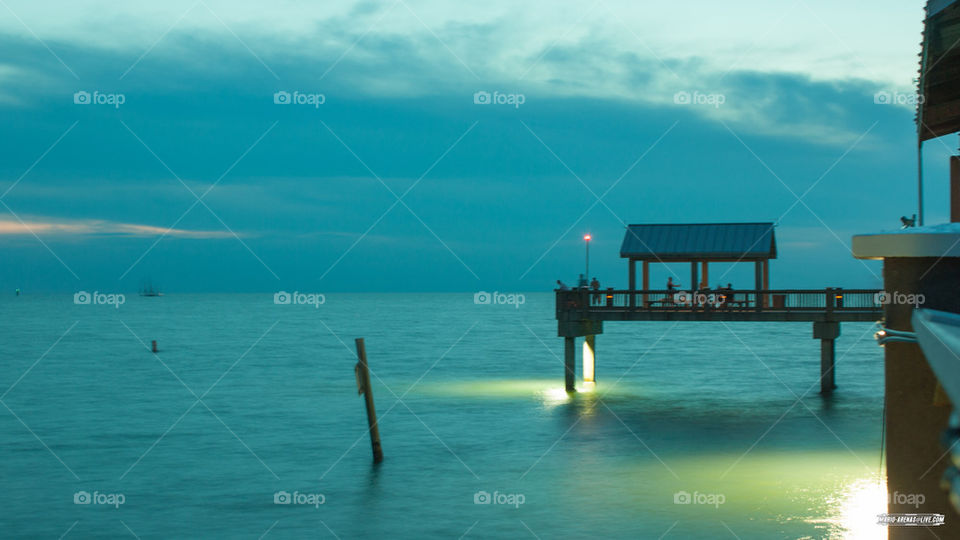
[{"left": 556, "top": 222, "right": 883, "bottom": 393}]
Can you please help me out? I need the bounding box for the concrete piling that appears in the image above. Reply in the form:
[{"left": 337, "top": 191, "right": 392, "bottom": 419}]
[
  {"left": 583, "top": 335, "right": 596, "bottom": 384},
  {"left": 564, "top": 337, "right": 576, "bottom": 393},
  {"left": 812, "top": 321, "right": 840, "bottom": 394}
]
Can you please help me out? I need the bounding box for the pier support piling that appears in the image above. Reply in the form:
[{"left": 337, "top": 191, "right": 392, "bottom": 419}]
[
  {"left": 564, "top": 337, "right": 576, "bottom": 392},
  {"left": 583, "top": 335, "right": 596, "bottom": 383},
  {"left": 813, "top": 321, "right": 840, "bottom": 393}
]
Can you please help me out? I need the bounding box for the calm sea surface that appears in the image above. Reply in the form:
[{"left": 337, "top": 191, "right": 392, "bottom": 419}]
[{"left": 0, "top": 293, "right": 888, "bottom": 539}]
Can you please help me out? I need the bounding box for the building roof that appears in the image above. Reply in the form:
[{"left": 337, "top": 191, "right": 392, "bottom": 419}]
[
  {"left": 620, "top": 222, "right": 777, "bottom": 261},
  {"left": 929, "top": 0, "right": 959, "bottom": 18},
  {"left": 919, "top": 0, "right": 960, "bottom": 140}
]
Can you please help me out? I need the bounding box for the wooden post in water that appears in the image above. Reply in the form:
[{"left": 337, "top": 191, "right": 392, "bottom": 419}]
[
  {"left": 354, "top": 338, "right": 384, "bottom": 464},
  {"left": 151, "top": 340, "right": 158, "bottom": 353}
]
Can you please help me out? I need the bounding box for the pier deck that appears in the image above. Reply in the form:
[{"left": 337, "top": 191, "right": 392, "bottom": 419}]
[
  {"left": 554, "top": 288, "right": 884, "bottom": 394},
  {"left": 556, "top": 288, "right": 883, "bottom": 326}
]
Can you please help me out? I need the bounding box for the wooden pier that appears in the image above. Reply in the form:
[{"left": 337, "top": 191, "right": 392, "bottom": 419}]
[{"left": 555, "top": 223, "right": 884, "bottom": 393}]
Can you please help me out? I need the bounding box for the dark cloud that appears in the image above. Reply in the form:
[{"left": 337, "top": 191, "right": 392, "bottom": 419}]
[{"left": 0, "top": 31, "right": 918, "bottom": 292}]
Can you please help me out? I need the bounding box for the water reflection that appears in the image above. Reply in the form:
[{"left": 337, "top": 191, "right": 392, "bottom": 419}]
[
  {"left": 827, "top": 478, "right": 887, "bottom": 539},
  {"left": 408, "top": 377, "right": 885, "bottom": 538}
]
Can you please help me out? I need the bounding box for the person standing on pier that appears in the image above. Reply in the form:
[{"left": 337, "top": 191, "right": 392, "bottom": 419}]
[
  {"left": 590, "top": 277, "right": 601, "bottom": 305},
  {"left": 666, "top": 277, "right": 681, "bottom": 292}
]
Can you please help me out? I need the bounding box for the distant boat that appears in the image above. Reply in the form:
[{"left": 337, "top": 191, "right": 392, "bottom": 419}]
[{"left": 140, "top": 279, "right": 163, "bottom": 297}]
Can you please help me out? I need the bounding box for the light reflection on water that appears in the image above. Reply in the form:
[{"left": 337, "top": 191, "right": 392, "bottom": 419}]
[
  {"left": 828, "top": 479, "right": 888, "bottom": 539},
  {"left": 415, "top": 377, "right": 888, "bottom": 538}
]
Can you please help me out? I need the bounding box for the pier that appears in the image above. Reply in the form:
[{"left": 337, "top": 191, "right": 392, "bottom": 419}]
[{"left": 556, "top": 223, "right": 883, "bottom": 393}]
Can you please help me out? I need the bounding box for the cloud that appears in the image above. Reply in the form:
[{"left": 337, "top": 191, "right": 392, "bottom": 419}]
[
  {"left": 0, "top": 0, "right": 922, "bottom": 86},
  {"left": 0, "top": 3, "right": 922, "bottom": 292},
  {"left": 0, "top": 216, "right": 235, "bottom": 238},
  {"left": 0, "top": 0, "right": 922, "bottom": 147}
]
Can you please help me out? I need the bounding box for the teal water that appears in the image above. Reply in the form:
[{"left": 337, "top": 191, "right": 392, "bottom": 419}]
[{"left": 0, "top": 293, "right": 887, "bottom": 539}]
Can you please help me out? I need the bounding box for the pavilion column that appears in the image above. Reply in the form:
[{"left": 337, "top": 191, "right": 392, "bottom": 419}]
[
  {"left": 754, "top": 261, "right": 763, "bottom": 308},
  {"left": 701, "top": 261, "right": 709, "bottom": 289},
  {"left": 762, "top": 259, "right": 770, "bottom": 307},
  {"left": 642, "top": 260, "right": 649, "bottom": 307},
  {"left": 628, "top": 259, "right": 636, "bottom": 307},
  {"left": 762, "top": 260, "right": 770, "bottom": 289},
  {"left": 690, "top": 262, "right": 698, "bottom": 292}
]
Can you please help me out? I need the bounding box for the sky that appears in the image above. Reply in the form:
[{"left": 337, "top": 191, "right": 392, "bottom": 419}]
[{"left": 0, "top": 0, "right": 952, "bottom": 293}]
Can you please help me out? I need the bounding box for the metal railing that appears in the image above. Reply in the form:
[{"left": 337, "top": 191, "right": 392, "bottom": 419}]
[{"left": 557, "top": 288, "right": 883, "bottom": 314}]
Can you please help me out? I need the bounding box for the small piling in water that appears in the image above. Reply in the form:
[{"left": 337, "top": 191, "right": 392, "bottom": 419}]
[
  {"left": 151, "top": 340, "right": 158, "bottom": 353},
  {"left": 354, "top": 338, "right": 383, "bottom": 464}
]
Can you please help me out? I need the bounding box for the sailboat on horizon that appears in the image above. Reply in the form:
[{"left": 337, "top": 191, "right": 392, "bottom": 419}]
[{"left": 139, "top": 278, "right": 163, "bottom": 297}]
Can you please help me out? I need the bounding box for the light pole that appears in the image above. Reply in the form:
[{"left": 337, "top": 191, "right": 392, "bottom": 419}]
[{"left": 584, "top": 234, "right": 591, "bottom": 282}]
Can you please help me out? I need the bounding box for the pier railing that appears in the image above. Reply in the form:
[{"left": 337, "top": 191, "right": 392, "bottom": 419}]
[{"left": 557, "top": 288, "right": 883, "bottom": 315}]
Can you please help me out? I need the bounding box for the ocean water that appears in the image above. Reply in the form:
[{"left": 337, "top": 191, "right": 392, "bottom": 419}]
[{"left": 0, "top": 293, "right": 888, "bottom": 539}]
